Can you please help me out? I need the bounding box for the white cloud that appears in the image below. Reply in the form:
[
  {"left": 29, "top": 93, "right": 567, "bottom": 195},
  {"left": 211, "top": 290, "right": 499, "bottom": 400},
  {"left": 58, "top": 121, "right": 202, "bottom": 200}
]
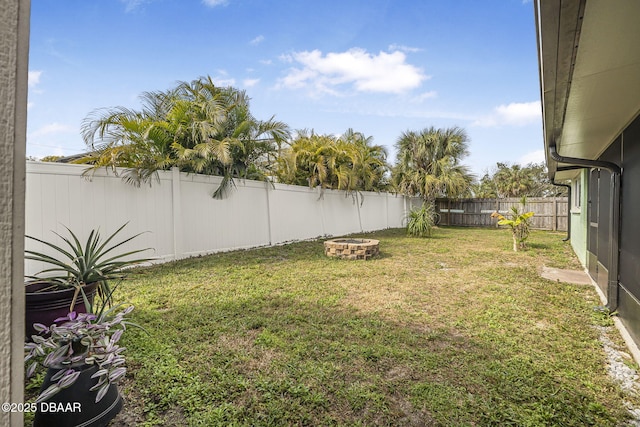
[
  {"left": 213, "top": 77, "right": 236, "bottom": 86},
  {"left": 411, "top": 90, "right": 438, "bottom": 103},
  {"left": 211, "top": 70, "right": 235, "bottom": 87},
  {"left": 250, "top": 35, "right": 264, "bottom": 45},
  {"left": 518, "top": 149, "right": 545, "bottom": 165},
  {"left": 28, "top": 70, "right": 43, "bottom": 88},
  {"left": 277, "top": 48, "right": 428, "bottom": 95},
  {"left": 473, "top": 101, "right": 541, "bottom": 127},
  {"left": 495, "top": 101, "right": 541, "bottom": 124},
  {"left": 202, "top": 0, "right": 228, "bottom": 7},
  {"left": 259, "top": 59, "right": 273, "bottom": 65},
  {"left": 243, "top": 78, "right": 260, "bottom": 88},
  {"left": 29, "top": 123, "right": 74, "bottom": 138},
  {"left": 28, "top": 70, "right": 43, "bottom": 101},
  {"left": 388, "top": 44, "right": 422, "bottom": 53},
  {"left": 120, "top": 0, "right": 147, "bottom": 12}
]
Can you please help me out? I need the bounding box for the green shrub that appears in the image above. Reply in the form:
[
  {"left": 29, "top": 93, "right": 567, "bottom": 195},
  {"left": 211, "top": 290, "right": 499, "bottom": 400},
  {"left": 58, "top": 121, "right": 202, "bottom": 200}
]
[{"left": 406, "top": 204, "right": 435, "bottom": 237}]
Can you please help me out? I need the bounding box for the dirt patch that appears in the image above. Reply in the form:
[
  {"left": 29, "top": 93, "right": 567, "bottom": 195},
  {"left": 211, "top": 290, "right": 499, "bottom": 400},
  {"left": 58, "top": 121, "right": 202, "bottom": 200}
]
[{"left": 108, "top": 376, "right": 146, "bottom": 426}]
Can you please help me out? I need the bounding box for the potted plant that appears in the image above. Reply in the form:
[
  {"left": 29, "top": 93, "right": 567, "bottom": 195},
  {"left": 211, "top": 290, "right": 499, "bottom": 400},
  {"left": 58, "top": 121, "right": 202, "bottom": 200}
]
[
  {"left": 25, "top": 223, "right": 151, "bottom": 339},
  {"left": 25, "top": 302, "right": 139, "bottom": 426}
]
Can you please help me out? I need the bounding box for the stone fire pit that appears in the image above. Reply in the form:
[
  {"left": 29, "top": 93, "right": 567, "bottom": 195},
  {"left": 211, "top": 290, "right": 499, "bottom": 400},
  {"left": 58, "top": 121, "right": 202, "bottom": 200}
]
[{"left": 324, "top": 238, "right": 380, "bottom": 260}]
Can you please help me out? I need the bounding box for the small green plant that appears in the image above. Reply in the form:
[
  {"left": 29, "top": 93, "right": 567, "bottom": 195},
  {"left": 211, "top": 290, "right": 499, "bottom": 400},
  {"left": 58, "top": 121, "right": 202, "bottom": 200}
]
[
  {"left": 491, "top": 197, "right": 534, "bottom": 251},
  {"left": 592, "top": 306, "right": 617, "bottom": 327},
  {"left": 406, "top": 204, "right": 435, "bottom": 237},
  {"left": 25, "top": 223, "right": 152, "bottom": 309}
]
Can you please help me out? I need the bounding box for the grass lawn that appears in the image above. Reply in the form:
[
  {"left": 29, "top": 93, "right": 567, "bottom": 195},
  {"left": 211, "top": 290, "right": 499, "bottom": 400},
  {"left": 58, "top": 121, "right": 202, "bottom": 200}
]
[{"left": 27, "top": 227, "right": 640, "bottom": 426}]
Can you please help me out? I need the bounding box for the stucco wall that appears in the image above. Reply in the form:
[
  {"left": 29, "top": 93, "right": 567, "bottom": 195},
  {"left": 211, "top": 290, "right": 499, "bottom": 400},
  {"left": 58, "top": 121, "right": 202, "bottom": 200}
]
[
  {"left": 570, "top": 169, "right": 589, "bottom": 267},
  {"left": 0, "top": 1, "right": 29, "bottom": 426}
]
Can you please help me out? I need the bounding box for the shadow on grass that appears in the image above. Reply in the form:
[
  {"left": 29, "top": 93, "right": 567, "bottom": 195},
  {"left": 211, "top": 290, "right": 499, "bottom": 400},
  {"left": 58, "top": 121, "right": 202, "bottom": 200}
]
[
  {"left": 325, "top": 252, "right": 394, "bottom": 260},
  {"left": 528, "top": 242, "right": 551, "bottom": 249}
]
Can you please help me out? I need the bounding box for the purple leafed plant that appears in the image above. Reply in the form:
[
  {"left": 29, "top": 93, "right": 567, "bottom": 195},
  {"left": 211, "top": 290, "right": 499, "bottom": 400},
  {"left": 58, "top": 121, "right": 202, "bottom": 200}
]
[{"left": 25, "top": 305, "right": 136, "bottom": 403}]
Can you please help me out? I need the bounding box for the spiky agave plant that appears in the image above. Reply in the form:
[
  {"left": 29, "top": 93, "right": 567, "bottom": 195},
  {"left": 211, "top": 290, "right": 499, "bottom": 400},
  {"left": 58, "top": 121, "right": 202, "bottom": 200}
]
[
  {"left": 25, "top": 222, "right": 152, "bottom": 309},
  {"left": 406, "top": 204, "right": 436, "bottom": 238}
]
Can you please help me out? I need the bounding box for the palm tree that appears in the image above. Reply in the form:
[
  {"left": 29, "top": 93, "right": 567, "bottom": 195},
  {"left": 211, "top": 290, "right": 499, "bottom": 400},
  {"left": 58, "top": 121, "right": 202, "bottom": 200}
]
[
  {"left": 391, "top": 126, "right": 474, "bottom": 201},
  {"left": 78, "top": 99, "right": 174, "bottom": 186},
  {"left": 276, "top": 131, "right": 341, "bottom": 189},
  {"left": 473, "top": 162, "right": 566, "bottom": 198},
  {"left": 492, "top": 163, "right": 536, "bottom": 198},
  {"left": 275, "top": 129, "right": 389, "bottom": 195},
  {"left": 167, "top": 77, "right": 289, "bottom": 197},
  {"left": 79, "top": 76, "right": 290, "bottom": 198},
  {"left": 470, "top": 172, "right": 499, "bottom": 198},
  {"left": 336, "top": 128, "right": 388, "bottom": 193}
]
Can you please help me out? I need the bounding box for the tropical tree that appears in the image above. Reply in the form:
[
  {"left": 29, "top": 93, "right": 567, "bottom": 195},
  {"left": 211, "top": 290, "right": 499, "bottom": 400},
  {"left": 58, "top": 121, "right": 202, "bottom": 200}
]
[
  {"left": 527, "top": 162, "right": 568, "bottom": 197},
  {"left": 491, "top": 196, "right": 535, "bottom": 251},
  {"left": 336, "top": 128, "right": 389, "bottom": 193},
  {"left": 275, "top": 129, "right": 389, "bottom": 195},
  {"left": 471, "top": 162, "right": 566, "bottom": 198},
  {"left": 40, "top": 155, "right": 63, "bottom": 162},
  {"left": 470, "top": 172, "right": 499, "bottom": 198},
  {"left": 275, "top": 131, "right": 339, "bottom": 189},
  {"left": 78, "top": 76, "right": 290, "bottom": 198},
  {"left": 79, "top": 102, "right": 173, "bottom": 186},
  {"left": 492, "top": 162, "right": 536, "bottom": 197},
  {"left": 391, "top": 126, "right": 474, "bottom": 201}
]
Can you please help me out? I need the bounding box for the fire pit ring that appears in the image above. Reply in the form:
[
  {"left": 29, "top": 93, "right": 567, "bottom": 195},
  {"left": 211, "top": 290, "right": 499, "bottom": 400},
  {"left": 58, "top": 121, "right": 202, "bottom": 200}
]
[{"left": 324, "top": 238, "right": 380, "bottom": 260}]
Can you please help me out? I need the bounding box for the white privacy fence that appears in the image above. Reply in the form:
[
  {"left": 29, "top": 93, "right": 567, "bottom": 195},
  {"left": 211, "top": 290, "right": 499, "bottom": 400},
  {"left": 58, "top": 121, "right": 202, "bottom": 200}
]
[{"left": 25, "top": 162, "right": 412, "bottom": 276}]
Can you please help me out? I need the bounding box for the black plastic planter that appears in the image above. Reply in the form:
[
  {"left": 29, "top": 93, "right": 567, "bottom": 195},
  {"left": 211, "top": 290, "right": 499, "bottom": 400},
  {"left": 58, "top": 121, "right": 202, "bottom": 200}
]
[
  {"left": 25, "top": 281, "right": 98, "bottom": 341},
  {"left": 33, "top": 363, "right": 123, "bottom": 427}
]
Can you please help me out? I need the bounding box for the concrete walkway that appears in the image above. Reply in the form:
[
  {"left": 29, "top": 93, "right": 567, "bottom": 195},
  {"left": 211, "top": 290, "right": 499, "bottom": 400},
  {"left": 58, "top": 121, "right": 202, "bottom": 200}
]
[{"left": 540, "top": 266, "right": 593, "bottom": 285}]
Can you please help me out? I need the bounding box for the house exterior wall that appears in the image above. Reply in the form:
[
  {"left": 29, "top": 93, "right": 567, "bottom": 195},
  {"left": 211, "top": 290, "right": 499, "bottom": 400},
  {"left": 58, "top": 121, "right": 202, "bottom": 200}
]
[
  {"left": 570, "top": 170, "right": 588, "bottom": 267},
  {"left": 617, "top": 115, "right": 640, "bottom": 344},
  {"left": 0, "top": 1, "right": 29, "bottom": 426},
  {"left": 536, "top": 0, "right": 640, "bottom": 354},
  {"left": 582, "top": 114, "right": 640, "bottom": 345}
]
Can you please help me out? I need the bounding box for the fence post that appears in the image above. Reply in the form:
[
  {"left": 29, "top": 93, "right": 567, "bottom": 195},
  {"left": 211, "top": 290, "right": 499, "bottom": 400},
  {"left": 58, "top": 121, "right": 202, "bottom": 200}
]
[
  {"left": 403, "top": 196, "right": 408, "bottom": 227},
  {"left": 385, "top": 193, "right": 389, "bottom": 229},
  {"left": 319, "top": 187, "right": 327, "bottom": 236},
  {"left": 552, "top": 197, "right": 558, "bottom": 231},
  {"left": 356, "top": 192, "right": 363, "bottom": 232},
  {"left": 264, "top": 180, "right": 273, "bottom": 245},
  {"left": 171, "top": 167, "right": 183, "bottom": 260}
]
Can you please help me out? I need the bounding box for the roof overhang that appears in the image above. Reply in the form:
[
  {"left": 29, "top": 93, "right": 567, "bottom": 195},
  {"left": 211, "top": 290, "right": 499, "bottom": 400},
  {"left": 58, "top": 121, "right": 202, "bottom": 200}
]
[{"left": 535, "top": 0, "right": 640, "bottom": 181}]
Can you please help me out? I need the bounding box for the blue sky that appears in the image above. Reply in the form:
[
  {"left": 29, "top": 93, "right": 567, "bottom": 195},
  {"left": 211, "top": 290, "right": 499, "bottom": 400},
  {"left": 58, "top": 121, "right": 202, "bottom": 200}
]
[{"left": 27, "top": 0, "right": 543, "bottom": 177}]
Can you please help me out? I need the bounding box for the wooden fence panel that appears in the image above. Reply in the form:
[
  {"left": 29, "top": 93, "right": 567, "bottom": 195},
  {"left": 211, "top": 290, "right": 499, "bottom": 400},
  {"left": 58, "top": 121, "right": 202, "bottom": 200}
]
[{"left": 435, "top": 197, "right": 568, "bottom": 231}]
